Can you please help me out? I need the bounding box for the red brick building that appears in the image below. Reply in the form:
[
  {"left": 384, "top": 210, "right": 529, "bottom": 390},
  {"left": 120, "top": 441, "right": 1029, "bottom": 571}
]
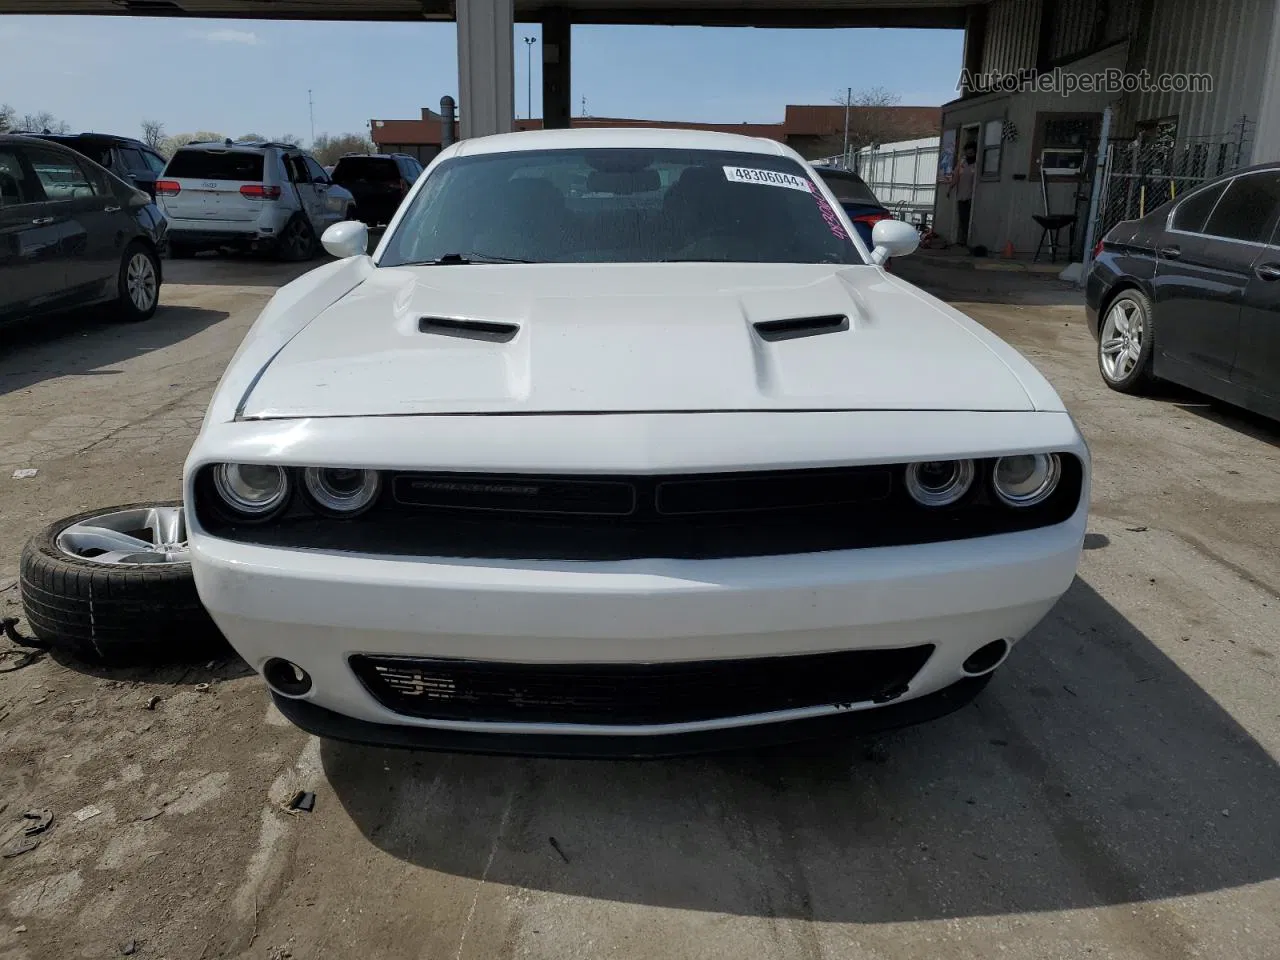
[{"left": 371, "top": 104, "right": 940, "bottom": 164}]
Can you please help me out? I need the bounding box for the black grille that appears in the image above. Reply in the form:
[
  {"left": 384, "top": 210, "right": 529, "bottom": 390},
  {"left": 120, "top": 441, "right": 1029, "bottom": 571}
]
[{"left": 348, "top": 647, "right": 934, "bottom": 725}]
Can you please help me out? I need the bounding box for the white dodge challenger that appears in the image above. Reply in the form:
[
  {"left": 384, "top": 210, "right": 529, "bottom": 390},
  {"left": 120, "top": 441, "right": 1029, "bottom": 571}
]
[{"left": 183, "top": 128, "right": 1089, "bottom": 757}]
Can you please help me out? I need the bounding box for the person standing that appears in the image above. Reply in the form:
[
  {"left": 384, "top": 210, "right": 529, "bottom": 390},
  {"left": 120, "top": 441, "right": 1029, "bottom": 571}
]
[{"left": 948, "top": 142, "right": 978, "bottom": 248}]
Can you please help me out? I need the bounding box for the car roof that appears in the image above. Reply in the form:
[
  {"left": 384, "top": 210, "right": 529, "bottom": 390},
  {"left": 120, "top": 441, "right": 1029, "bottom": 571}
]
[
  {"left": 451, "top": 126, "right": 788, "bottom": 159},
  {"left": 176, "top": 140, "right": 296, "bottom": 152},
  {"left": 0, "top": 133, "right": 79, "bottom": 149},
  {"left": 30, "top": 132, "right": 148, "bottom": 147},
  {"left": 812, "top": 165, "right": 866, "bottom": 179}
]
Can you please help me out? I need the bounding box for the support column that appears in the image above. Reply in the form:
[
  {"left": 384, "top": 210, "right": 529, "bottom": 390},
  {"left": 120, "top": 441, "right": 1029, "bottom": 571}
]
[
  {"left": 1251, "top": 5, "right": 1280, "bottom": 162},
  {"left": 457, "top": 0, "right": 514, "bottom": 139},
  {"left": 541, "top": 8, "right": 571, "bottom": 130},
  {"left": 960, "top": 4, "right": 986, "bottom": 95}
]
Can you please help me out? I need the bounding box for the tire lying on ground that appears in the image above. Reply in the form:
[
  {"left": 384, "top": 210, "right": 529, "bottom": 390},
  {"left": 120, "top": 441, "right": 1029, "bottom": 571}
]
[{"left": 19, "top": 502, "right": 229, "bottom": 666}]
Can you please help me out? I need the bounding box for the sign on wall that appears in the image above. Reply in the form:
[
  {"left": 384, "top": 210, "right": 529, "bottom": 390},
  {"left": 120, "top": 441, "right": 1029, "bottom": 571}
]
[{"left": 937, "top": 128, "right": 957, "bottom": 182}]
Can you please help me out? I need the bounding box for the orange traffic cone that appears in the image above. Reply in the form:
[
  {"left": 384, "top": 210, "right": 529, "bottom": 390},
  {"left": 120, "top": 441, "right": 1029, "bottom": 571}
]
[{"left": 1002, "top": 241, "right": 1015, "bottom": 259}]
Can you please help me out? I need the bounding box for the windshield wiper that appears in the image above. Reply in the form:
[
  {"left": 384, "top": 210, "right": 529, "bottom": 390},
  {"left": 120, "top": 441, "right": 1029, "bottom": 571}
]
[{"left": 409, "top": 252, "right": 539, "bottom": 265}]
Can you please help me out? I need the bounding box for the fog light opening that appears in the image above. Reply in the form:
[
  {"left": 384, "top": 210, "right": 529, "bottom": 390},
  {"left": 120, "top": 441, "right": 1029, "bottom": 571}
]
[
  {"left": 961, "top": 639, "right": 1010, "bottom": 677},
  {"left": 263, "top": 657, "right": 313, "bottom": 697}
]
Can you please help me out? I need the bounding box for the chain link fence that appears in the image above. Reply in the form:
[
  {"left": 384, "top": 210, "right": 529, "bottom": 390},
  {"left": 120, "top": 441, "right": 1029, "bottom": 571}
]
[{"left": 1091, "top": 118, "right": 1253, "bottom": 242}]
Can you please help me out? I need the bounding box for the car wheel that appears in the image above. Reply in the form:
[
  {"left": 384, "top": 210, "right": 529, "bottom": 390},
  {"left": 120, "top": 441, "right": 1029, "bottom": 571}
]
[
  {"left": 278, "top": 214, "right": 318, "bottom": 262},
  {"left": 19, "top": 503, "right": 229, "bottom": 666},
  {"left": 113, "top": 242, "right": 161, "bottom": 322},
  {"left": 1098, "top": 288, "right": 1156, "bottom": 394}
]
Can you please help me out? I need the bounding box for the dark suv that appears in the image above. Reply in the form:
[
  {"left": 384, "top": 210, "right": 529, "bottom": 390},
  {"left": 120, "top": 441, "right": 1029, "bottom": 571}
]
[
  {"left": 28, "top": 133, "right": 168, "bottom": 200},
  {"left": 330, "top": 153, "right": 424, "bottom": 227}
]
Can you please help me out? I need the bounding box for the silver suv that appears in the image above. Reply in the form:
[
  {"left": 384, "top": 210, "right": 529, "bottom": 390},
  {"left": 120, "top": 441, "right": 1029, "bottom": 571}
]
[{"left": 156, "top": 140, "right": 355, "bottom": 260}]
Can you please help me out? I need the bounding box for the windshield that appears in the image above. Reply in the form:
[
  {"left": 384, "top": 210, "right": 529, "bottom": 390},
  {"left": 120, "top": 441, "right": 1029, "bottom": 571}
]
[
  {"left": 165, "top": 150, "right": 265, "bottom": 181},
  {"left": 333, "top": 157, "right": 401, "bottom": 182},
  {"left": 818, "top": 170, "right": 882, "bottom": 206},
  {"left": 379, "top": 148, "right": 864, "bottom": 266}
]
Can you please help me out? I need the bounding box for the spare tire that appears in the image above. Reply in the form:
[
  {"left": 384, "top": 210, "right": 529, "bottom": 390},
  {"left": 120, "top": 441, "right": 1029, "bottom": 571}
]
[{"left": 19, "top": 502, "right": 228, "bottom": 665}]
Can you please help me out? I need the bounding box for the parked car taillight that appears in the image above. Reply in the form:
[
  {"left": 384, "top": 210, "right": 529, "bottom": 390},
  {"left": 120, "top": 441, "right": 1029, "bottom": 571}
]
[
  {"left": 155, "top": 180, "right": 181, "bottom": 197},
  {"left": 1092, "top": 239, "right": 1104, "bottom": 259},
  {"left": 852, "top": 213, "right": 892, "bottom": 226},
  {"left": 240, "top": 184, "right": 282, "bottom": 201}
]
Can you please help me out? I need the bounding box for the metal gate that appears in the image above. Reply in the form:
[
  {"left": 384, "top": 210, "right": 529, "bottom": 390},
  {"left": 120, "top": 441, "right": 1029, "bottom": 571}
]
[{"left": 1089, "top": 116, "right": 1254, "bottom": 247}]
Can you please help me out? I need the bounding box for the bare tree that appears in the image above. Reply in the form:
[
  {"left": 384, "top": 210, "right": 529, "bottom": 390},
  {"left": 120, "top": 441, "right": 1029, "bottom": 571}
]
[
  {"left": 0, "top": 104, "right": 14, "bottom": 133},
  {"left": 828, "top": 87, "right": 908, "bottom": 160},
  {"left": 16, "top": 111, "right": 71, "bottom": 135},
  {"left": 161, "top": 131, "right": 225, "bottom": 156},
  {"left": 140, "top": 119, "right": 167, "bottom": 150},
  {"left": 310, "top": 132, "right": 376, "bottom": 166},
  {"left": 235, "top": 133, "right": 268, "bottom": 142}
]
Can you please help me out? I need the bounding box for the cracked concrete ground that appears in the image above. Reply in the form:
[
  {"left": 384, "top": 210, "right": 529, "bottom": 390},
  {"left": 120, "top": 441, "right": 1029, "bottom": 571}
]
[{"left": 0, "top": 255, "right": 1277, "bottom": 960}]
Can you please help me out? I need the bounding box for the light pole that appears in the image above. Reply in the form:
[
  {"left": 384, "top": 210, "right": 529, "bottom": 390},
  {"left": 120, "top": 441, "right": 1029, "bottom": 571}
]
[
  {"left": 842, "top": 86, "right": 850, "bottom": 168},
  {"left": 523, "top": 36, "right": 537, "bottom": 121}
]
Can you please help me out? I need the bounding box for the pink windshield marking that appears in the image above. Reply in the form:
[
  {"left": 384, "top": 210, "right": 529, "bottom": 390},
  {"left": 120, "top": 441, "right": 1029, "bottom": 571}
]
[{"left": 807, "top": 181, "right": 849, "bottom": 241}]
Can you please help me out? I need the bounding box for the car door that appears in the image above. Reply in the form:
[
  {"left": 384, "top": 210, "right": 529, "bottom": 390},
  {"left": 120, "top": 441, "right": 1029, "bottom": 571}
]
[
  {"left": 1150, "top": 173, "right": 1280, "bottom": 382},
  {"left": 0, "top": 145, "right": 69, "bottom": 320},
  {"left": 1233, "top": 209, "right": 1280, "bottom": 406},
  {"left": 116, "top": 145, "right": 159, "bottom": 199},
  {"left": 24, "top": 144, "right": 124, "bottom": 300},
  {"left": 285, "top": 153, "right": 326, "bottom": 232},
  {"left": 303, "top": 155, "right": 342, "bottom": 229}
]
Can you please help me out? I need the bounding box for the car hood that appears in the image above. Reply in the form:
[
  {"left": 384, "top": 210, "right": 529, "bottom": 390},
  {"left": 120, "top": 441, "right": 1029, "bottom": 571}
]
[{"left": 237, "top": 263, "right": 1039, "bottom": 419}]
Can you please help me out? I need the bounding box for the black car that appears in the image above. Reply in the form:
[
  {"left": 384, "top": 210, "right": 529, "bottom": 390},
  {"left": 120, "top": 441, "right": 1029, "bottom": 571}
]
[
  {"left": 1, "top": 134, "right": 167, "bottom": 326},
  {"left": 1086, "top": 162, "right": 1280, "bottom": 421},
  {"left": 811, "top": 165, "right": 894, "bottom": 250},
  {"left": 330, "top": 153, "right": 424, "bottom": 227},
  {"left": 28, "top": 132, "right": 169, "bottom": 200}
]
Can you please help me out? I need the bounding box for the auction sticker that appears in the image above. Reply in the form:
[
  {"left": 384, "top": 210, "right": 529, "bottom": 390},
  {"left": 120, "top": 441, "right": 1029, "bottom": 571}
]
[{"left": 723, "top": 166, "right": 813, "bottom": 192}]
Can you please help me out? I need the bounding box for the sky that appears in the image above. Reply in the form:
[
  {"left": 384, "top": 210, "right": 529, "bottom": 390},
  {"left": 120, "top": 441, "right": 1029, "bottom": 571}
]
[{"left": 0, "top": 15, "right": 963, "bottom": 143}]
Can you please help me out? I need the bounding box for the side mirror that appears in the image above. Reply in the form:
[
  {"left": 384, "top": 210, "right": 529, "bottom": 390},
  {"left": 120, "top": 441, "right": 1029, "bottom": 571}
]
[
  {"left": 321, "top": 220, "right": 369, "bottom": 259},
  {"left": 869, "top": 219, "right": 919, "bottom": 265}
]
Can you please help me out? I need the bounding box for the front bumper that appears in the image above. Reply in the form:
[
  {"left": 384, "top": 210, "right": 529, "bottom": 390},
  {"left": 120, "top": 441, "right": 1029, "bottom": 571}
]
[{"left": 191, "top": 511, "right": 1085, "bottom": 747}]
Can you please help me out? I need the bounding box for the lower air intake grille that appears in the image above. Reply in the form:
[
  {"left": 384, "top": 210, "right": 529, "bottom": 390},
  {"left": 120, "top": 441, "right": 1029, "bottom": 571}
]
[{"left": 349, "top": 646, "right": 935, "bottom": 725}]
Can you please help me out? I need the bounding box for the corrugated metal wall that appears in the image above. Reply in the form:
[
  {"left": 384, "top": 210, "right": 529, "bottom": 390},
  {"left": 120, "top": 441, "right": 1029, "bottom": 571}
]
[
  {"left": 1050, "top": 0, "right": 1140, "bottom": 62},
  {"left": 981, "top": 0, "right": 1041, "bottom": 74},
  {"left": 1121, "top": 0, "right": 1273, "bottom": 144}
]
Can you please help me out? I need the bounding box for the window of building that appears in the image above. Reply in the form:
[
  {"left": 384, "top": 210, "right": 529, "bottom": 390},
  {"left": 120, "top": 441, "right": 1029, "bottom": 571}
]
[
  {"left": 981, "top": 119, "right": 1003, "bottom": 179},
  {"left": 1029, "top": 111, "right": 1101, "bottom": 180}
]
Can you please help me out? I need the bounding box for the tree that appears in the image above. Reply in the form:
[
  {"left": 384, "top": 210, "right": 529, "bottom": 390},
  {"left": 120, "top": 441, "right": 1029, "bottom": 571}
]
[
  {"left": 310, "top": 132, "right": 376, "bottom": 166},
  {"left": 235, "top": 133, "right": 267, "bottom": 142},
  {"left": 140, "top": 119, "right": 167, "bottom": 150},
  {"left": 16, "top": 111, "right": 71, "bottom": 134},
  {"left": 161, "top": 131, "right": 225, "bottom": 156},
  {"left": 0, "top": 104, "right": 14, "bottom": 133},
  {"left": 827, "top": 87, "right": 908, "bottom": 160}
]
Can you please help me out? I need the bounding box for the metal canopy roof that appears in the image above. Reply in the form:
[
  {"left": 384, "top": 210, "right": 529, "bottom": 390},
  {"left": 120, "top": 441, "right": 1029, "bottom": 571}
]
[{"left": 0, "top": 0, "right": 968, "bottom": 27}]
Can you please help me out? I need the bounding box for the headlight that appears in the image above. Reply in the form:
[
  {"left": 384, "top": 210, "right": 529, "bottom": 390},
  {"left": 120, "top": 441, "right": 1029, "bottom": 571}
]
[
  {"left": 992, "top": 454, "right": 1061, "bottom": 506},
  {"left": 213, "top": 463, "right": 290, "bottom": 518},
  {"left": 303, "top": 467, "right": 381, "bottom": 516},
  {"left": 904, "top": 459, "right": 975, "bottom": 507}
]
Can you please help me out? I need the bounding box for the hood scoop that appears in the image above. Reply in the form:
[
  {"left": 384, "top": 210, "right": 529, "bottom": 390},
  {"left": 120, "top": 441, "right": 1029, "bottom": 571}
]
[
  {"left": 419, "top": 316, "right": 520, "bottom": 343},
  {"left": 753, "top": 314, "right": 849, "bottom": 342}
]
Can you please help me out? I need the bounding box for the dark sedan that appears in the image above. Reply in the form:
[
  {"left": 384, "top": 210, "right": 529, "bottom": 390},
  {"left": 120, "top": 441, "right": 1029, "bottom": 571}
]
[
  {"left": 1, "top": 134, "right": 167, "bottom": 326},
  {"left": 812, "top": 165, "right": 894, "bottom": 250},
  {"left": 1085, "top": 162, "right": 1280, "bottom": 421}
]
